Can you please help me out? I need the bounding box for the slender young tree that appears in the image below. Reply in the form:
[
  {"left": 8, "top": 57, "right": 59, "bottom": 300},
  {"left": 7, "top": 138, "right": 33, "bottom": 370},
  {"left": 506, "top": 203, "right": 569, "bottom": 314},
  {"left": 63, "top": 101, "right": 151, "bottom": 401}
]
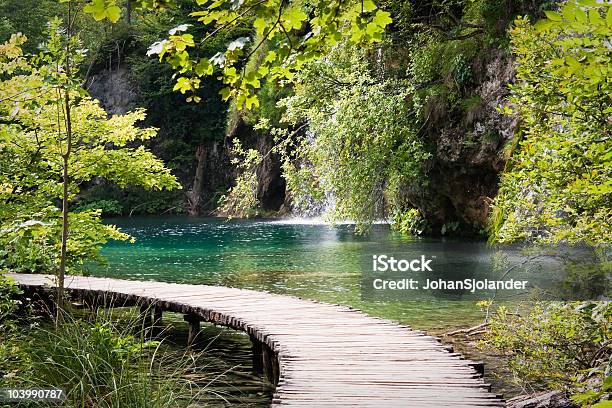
[
  {"left": 0, "top": 17, "right": 180, "bottom": 319},
  {"left": 57, "top": 0, "right": 75, "bottom": 320}
]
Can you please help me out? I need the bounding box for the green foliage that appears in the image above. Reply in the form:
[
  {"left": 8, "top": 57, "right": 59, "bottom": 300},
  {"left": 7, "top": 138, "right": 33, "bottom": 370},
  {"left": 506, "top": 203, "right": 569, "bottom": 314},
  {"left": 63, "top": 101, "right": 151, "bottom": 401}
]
[
  {"left": 84, "top": 0, "right": 122, "bottom": 23},
  {"left": 230, "top": 0, "right": 529, "bottom": 228},
  {"left": 1, "top": 311, "right": 203, "bottom": 408},
  {"left": 450, "top": 53, "right": 473, "bottom": 89},
  {"left": 29, "top": 321, "right": 171, "bottom": 407},
  {"left": 0, "top": 275, "right": 28, "bottom": 383},
  {"left": 105, "top": 0, "right": 395, "bottom": 109},
  {"left": 0, "top": 276, "right": 21, "bottom": 324},
  {"left": 0, "top": 0, "right": 62, "bottom": 53},
  {"left": 481, "top": 302, "right": 612, "bottom": 406},
  {"left": 392, "top": 208, "right": 428, "bottom": 236},
  {"left": 407, "top": 34, "right": 478, "bottom": 116},
  {"left": 77, "top": 183, "right": 186, "bottom": 216},
  {"left": 100, "top": 3, "right": 237, "bottom": 146},
  {"left": 73, "top": 199, "right": 123, "bottom": 216},
  {"left": 218, "top": 138, "right": 262, "bottom": 218},
  {"left": 275, "top": 45, "right": 429, "bottom": 230},
  {"left": 0, "top": 211, "right": 130, "bottom": 274},
  {"left": 441, "top": 221, "right": 460, "bottom": 236},
  {"left": 0, "top": 27, "right": 180, "bottom": 274},
  {"left": 490, "top": 1, "right": 612, "bottom": 246}
]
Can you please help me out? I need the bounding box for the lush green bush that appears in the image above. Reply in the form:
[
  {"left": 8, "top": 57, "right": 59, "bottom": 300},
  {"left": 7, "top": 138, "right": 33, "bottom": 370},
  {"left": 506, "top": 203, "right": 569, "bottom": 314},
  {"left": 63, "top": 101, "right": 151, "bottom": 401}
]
[
  {"left": 490, "top": 1, "right": 612, "bottom": 246},
  {"left": 483, "top": 4, "right": 612, "bottom": 404},
  {"left": 392, "top": 209, "right": 428, "bottom": 236},
  {"left": 0, "top": 275, "right": 21, "bottom": 324},
  {"left": 481, "top": 302, "right": 611, "bottom": 407},
  {"left": 218, "top": 139, "right": 262, "bottom": 218},
  {"left": 0, "top": 0, "right": 62, "bottom": 53},
  {"left": 73, "top": 199, "right": 123, "bottom": 217},
  {"left": 29, "top": 320, "right": 175, "bottom": 407},
  {"left": 0, "top": 30, "right": 179, "bottom": 276},
  {"left": 0, "top": 278, "right": 207, "bottom": 408},
  {"left": 0, "top": 275, "right": 28, "bottom": 386}
]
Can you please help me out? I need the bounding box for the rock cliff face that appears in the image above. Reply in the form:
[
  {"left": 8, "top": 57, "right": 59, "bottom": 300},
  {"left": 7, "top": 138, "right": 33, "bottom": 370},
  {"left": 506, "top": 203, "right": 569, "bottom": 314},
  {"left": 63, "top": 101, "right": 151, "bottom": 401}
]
[
  {"left": 218, "top": 49, "right": 517, "bottom": 228},
  {"left": 186, "top": 140, "right": 234, "bottom": 214},
  {"left": 87, "top": 53, "right": 516, "bottom": 229},
  {"left": 86, "top": 67, "right": 138, "bottom": 115},
  {"left": 87, "top": 65, "right": 236, "bottom": 214},
  {"left": 411, "top": 49, "right": 516, "bottom": 234}
]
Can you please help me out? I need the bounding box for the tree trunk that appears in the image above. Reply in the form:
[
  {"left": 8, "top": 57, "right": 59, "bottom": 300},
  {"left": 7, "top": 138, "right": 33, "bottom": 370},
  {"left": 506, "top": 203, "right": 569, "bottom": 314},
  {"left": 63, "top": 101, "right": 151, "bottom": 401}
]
[
  {"left": 187, "top": 146, "right": 205, "bottom": 216},
  {"left": 57, "top": 1, "right": 74, "bottom": 323},
  {"left": 58, "top": 150, "right": 69, "bottom": 321},
  {"left": 126, "top": 0, "right": 132, "bottom": 24}
]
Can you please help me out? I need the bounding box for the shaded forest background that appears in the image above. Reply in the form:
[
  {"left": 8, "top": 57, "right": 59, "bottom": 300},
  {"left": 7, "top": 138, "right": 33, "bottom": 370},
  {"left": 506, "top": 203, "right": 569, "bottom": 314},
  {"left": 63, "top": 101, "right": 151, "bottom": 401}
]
[{"left": 1, "top": 0, "right": 553, "bottom": 237}]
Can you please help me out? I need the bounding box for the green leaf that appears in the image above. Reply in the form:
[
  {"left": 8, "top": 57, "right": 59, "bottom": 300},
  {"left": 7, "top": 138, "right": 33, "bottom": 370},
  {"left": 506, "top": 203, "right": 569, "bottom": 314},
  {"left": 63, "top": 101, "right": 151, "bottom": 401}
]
[
  {"left": 84, "top": 0, "right": 108, "bottom": 21},
  {"left": 593, "top": 401, "right": 612, "bottom": 408},
  {"left": 589, "top": 9, "right": 602, "bottom": 25},
  {"left": 575, "top": 8, "right": 587, "bottom": 23},
  {"left": 534, "top": 19, "right": 554, "bottom": 31},
  {"left": 366, "top": 22, "right": 381, "bottom": 37},
  {"left": 106, "top": 5, "right": 121, "bottom": 23},
  {"left": 194, "top": 58, "right": 213, "bottom": 76},
  {"left": 561, "top": 4, "right": 576, "bottom": 21},
  {"left": 264, "top": 50, "right": 277, "bottom": 64},
  {"left": 245, "top": 95, "right": 259, "bottom": 109},
  {"left": 257, "top": 65, "right": 269, "bottom": 77},
  {"left": 245, "top": 72, "right": 260, "bottom": 88},
  {"left": 253, "top": 17, "right": 267, "bottom": 36},
  {"left": 373, "top": 10, "right": 392, "bottom": 28},
  {"left": 173, "top": 34, "right": 194, "bottom": 51},
  {"left": 544, "top": 10, "right": 562, "bottom": 21},
  {"left": 173, "top": 77, "right": 192, "bottom": 93},
  {"left": 219, "top": 87, "right": 231, "bottom": 101},
  {"left": 85, "top": 0, "right": 105, "bottom": 12},
  {"left": 284, "top": 8, "right": 307, "bottom": 30},
  {"left": 362, "top": 0, "right": 376, "bottom": 12},
  {"left": 565, "top": 55, "right": 580, "bottom": 71}
]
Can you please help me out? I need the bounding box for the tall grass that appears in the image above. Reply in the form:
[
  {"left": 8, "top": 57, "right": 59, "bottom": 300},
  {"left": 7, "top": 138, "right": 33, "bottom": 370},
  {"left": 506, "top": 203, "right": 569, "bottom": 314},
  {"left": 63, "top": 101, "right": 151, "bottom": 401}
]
[{"left": 18, "top": 307, "right": 203, "bottom": 408}]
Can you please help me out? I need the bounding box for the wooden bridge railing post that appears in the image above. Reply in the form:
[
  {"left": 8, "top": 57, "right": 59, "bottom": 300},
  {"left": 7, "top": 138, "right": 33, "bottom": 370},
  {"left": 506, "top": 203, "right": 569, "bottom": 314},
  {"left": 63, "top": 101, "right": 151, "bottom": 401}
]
[
  {"left": 261, "top": 343, "right": 279, "bottom": 385},
  {"left": 271, "top": 352, "right": 279, "bottom": 386},
  {"left": 183, "top": 314, "right": 201, "bottom": 347},
  {"left": 262, "top": 345, "right": 273, "bottom": 383},
  {"left": 250, "top": 336, "right": 263, "bottom": 374},
  {"left": 153, "top": 306, "right": 163, "bottom": 328}
]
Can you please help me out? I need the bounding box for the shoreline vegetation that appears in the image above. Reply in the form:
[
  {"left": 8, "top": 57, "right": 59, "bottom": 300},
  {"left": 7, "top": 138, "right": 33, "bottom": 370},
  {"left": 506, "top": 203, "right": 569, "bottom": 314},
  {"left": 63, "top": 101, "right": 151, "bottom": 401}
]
[
  {"left": 0, "top": 0, "right": 610, "bottom": 407},
  {"left": 0, "top": 293, "right": 274, "bottom": 407}
]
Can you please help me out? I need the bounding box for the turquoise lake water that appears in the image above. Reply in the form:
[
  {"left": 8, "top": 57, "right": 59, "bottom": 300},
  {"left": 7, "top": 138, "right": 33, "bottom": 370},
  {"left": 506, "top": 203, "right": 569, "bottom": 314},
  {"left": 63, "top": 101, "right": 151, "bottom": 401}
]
[{"left": 92, "top": 216, "right": 566, "bottom": 331}]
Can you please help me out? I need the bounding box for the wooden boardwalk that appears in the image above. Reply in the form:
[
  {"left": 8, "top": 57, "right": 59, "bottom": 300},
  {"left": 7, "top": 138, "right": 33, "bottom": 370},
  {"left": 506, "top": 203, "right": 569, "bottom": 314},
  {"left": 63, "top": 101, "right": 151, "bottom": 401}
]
[{"left": 9, "top": 273, "right": 504, "bottom": 407}]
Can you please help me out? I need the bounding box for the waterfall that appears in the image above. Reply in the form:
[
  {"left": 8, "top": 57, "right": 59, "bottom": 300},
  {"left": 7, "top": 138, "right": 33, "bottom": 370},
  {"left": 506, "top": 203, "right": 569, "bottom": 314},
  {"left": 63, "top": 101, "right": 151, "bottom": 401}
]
[{"left": 281, "top": 129, "right": 335, "bottom": 220}]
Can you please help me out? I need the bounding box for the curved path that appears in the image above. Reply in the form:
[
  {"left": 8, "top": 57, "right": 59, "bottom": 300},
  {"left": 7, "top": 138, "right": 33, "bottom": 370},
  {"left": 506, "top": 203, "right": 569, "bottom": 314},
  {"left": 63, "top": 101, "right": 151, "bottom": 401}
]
[{"left": 10, "top": 273, "right": 504, "bottom": 407}]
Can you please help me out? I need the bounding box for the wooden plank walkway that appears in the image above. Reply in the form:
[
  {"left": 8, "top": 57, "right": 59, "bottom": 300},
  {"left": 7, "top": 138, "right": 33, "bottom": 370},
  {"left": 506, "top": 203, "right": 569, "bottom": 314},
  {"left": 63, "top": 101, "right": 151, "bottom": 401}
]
[{"left": 9, "top": 273, "right": 504, "bottom": 407}]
